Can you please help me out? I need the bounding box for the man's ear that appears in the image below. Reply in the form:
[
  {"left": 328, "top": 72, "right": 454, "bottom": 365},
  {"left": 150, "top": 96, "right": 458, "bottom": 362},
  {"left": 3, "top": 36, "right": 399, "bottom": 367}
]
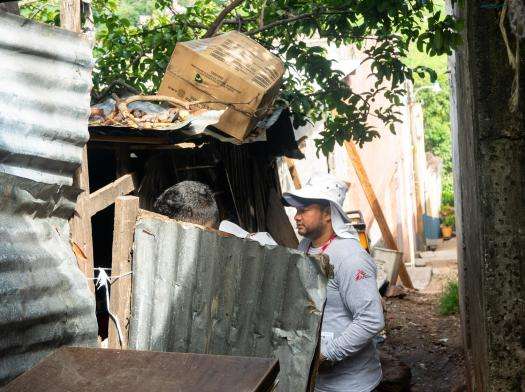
[{"left": 323, "top": 208, "right": 332, "bottom": 223}]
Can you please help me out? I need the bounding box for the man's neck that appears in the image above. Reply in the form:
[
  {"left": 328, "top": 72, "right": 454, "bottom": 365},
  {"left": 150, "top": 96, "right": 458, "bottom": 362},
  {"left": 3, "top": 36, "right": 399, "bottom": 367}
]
[{"left": 311, "top": 228, "right": 336, "bottom": 248}]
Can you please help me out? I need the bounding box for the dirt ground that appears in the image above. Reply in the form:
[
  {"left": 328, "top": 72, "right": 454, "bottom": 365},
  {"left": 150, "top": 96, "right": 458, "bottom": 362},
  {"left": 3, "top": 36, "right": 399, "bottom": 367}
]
[{"left": 379, "top": 238, "right": 467, "bottom": 392}]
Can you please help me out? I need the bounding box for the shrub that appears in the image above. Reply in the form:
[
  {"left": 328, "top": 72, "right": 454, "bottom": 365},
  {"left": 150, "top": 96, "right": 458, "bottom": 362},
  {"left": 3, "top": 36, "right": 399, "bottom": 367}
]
[
  {"left": 442, "top": 214, "right": 455, "bottom": 228},
  {"left": 439, "top": 280, "right": 459, "bottom": 315}
]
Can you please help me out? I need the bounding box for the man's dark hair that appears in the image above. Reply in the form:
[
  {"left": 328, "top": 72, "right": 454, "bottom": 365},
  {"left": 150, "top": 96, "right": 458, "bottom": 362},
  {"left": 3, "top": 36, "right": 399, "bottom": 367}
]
[{"left": 153, "top": 180, "right": 219, "bottom": 227}]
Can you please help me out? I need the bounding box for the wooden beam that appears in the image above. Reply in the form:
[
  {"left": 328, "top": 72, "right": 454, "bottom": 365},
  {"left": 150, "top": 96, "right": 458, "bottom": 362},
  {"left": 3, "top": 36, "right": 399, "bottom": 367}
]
[
  {"left": 60, "top": 0, "right": 81, "bottom": 32},
  {"left": 89, "top": 134, "right": 172, "bottom": 145},
  {"left": 285, "top": 157, "right": 302, "bottom": 189},
  {"left": 88, "top": 173, "right": 137, "bottom": 217},
  {"left": 70, "top": 147, "right": 95, "bottom": 292},
  {"left": 108, "top": 196, "right": 139, "bottom": 349},
  {"left": 345, "top": 141, "right": 414, "bottom": 289}
]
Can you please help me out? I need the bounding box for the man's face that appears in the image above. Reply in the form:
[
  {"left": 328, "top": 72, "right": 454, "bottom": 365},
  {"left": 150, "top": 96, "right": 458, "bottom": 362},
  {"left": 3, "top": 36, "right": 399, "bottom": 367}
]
[{"left": 294, "top": 203, "right": 331, "bottom": 238}]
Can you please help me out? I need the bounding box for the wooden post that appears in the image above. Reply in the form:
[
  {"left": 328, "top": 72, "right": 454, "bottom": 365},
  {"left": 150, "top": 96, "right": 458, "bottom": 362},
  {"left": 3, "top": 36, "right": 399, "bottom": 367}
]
[
  {"left": 61, "top": 0, "right": 93, "bottom": 290},
  {"left": 60, "top": 0, "right": 81, "bottom": 32},
  {"left": 285, "top": 157, "right": 302, "bottom": 189},
  {"left": 70, "top": 147, "right": 95, "bottom": 292},
  {"left": 408, "top": 100, "right": 427, "bottom": 251},
  {"left": 108, "top": 196, "right": 140, "bottom": 349},
  {"left": 345, "top": 141, "right": 414, "bottom": 289}
]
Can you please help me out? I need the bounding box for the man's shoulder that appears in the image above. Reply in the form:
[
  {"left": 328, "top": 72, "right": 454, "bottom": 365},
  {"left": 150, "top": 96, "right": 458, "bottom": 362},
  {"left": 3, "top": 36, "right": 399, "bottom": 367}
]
[
  {"left": 331, "top": 237, "right": 377, "bottom": 272},
  {"left": 332, "top": 236, "right": 366, "bottom": 254}
]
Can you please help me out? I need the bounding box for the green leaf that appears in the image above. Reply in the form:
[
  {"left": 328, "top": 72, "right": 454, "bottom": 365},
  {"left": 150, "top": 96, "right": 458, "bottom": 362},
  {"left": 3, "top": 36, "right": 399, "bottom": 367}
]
[{"left": 433, "top": 30, "right": 443, "bottom": 51}]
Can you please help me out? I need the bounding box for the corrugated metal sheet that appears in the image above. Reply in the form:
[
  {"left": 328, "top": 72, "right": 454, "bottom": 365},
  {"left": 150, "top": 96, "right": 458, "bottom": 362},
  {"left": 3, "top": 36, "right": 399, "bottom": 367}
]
[
  {"left": 0, "top": 12, "right": 98, "bottom": 386},
  {"left": 129, "top": 213, "right": 327, "bottom": 392},
  {"left": 0, "top": 12, "right": 92, "bottom": 186},
  {"left": 0, "top": 174, "right": 98, "bottom": 386}
]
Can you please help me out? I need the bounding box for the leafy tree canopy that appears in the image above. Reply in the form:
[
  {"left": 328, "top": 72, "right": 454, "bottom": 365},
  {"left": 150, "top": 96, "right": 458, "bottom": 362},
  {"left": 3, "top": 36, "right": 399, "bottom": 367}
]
[{"left": 21, "top": 0, "right": 462, "bottom": 154}]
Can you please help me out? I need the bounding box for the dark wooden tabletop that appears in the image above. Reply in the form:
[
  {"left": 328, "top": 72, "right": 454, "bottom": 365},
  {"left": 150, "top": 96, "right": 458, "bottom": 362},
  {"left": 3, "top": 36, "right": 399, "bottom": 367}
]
[{"left": 5, "top": 347, "right": 279, "bottom": 392}]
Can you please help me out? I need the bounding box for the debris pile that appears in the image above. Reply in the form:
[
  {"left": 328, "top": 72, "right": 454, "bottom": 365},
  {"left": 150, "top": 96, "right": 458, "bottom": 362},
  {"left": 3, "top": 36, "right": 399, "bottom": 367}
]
[{"left": 89, "top": 95, "right": 196, "bottom": 130}]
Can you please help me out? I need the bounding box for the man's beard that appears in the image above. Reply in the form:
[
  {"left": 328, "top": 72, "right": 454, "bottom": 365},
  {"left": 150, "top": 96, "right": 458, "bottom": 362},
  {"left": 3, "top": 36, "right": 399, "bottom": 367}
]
[{"left": 300, "top": 224, "right": 325, "bottom": 241}]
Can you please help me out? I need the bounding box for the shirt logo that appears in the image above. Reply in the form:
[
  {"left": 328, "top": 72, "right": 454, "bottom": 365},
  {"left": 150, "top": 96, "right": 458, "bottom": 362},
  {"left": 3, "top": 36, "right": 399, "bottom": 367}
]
[{"left": 354, "top": 269, "right": 369, "bottom": 281}]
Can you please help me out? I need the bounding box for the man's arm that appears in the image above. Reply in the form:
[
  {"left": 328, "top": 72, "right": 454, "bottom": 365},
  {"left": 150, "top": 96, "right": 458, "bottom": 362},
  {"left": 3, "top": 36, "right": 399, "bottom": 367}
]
[{"left": 323, "top": 251, "right": 385, "bottom": 362}]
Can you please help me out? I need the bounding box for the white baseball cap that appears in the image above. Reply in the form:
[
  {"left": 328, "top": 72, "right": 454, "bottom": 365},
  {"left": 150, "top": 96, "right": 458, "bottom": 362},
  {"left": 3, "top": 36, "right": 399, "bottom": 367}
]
[{"left": 282, "top": 173, "right": 358, "bottom": 240}]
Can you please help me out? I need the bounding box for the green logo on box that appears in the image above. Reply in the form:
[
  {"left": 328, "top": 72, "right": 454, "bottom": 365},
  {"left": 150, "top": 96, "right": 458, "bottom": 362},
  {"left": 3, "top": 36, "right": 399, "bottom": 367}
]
[{"left": 195, "top": 73, "right": 203, "bottom": 83}]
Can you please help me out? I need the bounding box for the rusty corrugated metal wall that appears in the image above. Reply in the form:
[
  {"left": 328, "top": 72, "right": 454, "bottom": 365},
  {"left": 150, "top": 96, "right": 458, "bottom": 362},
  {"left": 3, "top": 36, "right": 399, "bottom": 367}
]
[
  {"left": 129, "top": 212, "right": 327, "bottom": 392},
  {"left": 0, "top": 12, "right": 97, "bottom": 386}
]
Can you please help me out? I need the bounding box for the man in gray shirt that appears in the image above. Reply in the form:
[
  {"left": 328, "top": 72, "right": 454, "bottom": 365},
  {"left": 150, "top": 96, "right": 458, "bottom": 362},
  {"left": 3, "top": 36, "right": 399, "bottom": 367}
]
[{"left": 283, "top": 173, "right": 384, "bottom": 392}]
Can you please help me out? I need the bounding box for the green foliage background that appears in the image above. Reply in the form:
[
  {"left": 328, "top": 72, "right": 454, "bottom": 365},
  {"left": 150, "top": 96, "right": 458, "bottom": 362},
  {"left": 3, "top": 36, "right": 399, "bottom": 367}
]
[{"left": 20, "top": 0, "right": 459, "bottom": 164}]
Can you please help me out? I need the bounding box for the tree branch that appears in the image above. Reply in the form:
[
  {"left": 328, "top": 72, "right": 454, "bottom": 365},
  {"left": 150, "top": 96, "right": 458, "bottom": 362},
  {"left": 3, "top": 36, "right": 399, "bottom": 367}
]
[
  {"left": 203, "top": 0, "right": 245, "bottom": 38},
  {"left": 223, "top": 17, "right": 256, "bottom": 24},
  {"left": 131, "top": 21, "right": 207, "bottom": 37},
  {"left": 258, "top": 0, "right": 267, "bottom": 29},
  {"left": 247, "top": 12, "right": 314, "bottom": 36},
  {"left": 245, "top": 9, "right": 378, "bottom": 37}
]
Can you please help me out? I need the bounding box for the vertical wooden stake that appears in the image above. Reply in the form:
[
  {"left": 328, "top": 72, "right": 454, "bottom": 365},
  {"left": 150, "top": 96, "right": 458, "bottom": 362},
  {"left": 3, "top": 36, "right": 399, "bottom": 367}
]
[
  {"left": 345, "top": 141, "right": 414, "bottom": 289},
  {"left": 70, "top": 148, "right": 95, "bottom": 293},
  {"left": 62, "top": 0, "right": 93, "bottom": 290},
  {"left": 108, "top": 196, "right": 139, "bottom": 349},
  {"left": 285, "top": 157, "right": 302, "bottom": 189},
  {"left": 60, "top": 0, "right": 81, "bottom": 32},
  {"left": 408, "top": 101, "right": 426, "bottom": 251}
]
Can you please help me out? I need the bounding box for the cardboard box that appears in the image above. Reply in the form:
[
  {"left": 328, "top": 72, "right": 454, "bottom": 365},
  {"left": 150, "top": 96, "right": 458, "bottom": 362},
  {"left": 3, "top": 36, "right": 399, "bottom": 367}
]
[{"left": 158, "top": 31, "right": 285, "bottom": 140}]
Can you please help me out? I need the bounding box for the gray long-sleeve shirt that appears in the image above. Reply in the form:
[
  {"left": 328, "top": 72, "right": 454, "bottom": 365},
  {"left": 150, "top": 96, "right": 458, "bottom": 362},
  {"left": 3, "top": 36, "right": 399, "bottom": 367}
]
[{"left": 299, "top": 237, "right": 384, "bottom": 392}]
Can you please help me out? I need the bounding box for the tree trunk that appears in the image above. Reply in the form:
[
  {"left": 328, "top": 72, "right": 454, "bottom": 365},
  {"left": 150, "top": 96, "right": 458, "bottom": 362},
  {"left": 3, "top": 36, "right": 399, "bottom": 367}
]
[{"left": 449, "top": 1, "right": 525, "bottom": 391}]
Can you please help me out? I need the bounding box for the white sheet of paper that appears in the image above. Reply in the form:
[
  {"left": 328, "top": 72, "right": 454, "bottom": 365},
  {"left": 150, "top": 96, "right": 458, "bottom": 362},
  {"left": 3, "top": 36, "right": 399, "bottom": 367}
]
[{"left": 219, "top": 220, "right": 278, "bottom": 247}]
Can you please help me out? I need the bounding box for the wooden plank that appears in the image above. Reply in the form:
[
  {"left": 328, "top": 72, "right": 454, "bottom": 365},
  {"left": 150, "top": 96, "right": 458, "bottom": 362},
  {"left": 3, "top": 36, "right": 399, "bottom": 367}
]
[
  {"left": 60, "top": 0, "right": 81, "bottom": 32},
  {"left": 266, "top": 187, "right": 299, "bottom": 249},
  {"left": 344, "top": 141, "right": 414, "bottom": 289},
  {"left": 88, "top": 173, "right": 137, "bottom": 217},
  {"left": 69, "top": 146, "right": 95, "bottom": 292},
  {"left": 88, "top": 134, "right": 172, "bottom": 145},
  {"left": 108, "top": 196, "right": 139, "bottom": 349},
  {"left": 284, "top": 157, "right": 302, "bottom": 189}
]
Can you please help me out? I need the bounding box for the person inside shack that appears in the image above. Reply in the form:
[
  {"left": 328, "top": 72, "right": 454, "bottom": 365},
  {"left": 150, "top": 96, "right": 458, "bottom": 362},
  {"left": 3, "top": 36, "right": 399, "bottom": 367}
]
[
  {"left": 282, "top": 173, "right": 385, "bottom": 392},
  {"left": 153, "top": 180, "right": 219, "bottom": 229}
]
